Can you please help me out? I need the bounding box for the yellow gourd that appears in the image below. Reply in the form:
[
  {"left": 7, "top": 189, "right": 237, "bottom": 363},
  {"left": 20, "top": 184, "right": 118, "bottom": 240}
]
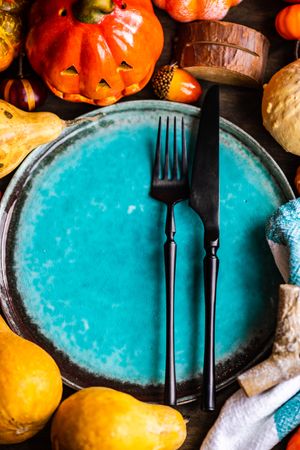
[
  {"left": 262, "top": 59, "right": 300, "bottom": 156},
  {"left": 51, "top": 387, "right": 187, "bottom": 450},
  {"left": 0, "top": 99, "right": 65, "bottom": 178},
  {"left": 0, "top": 315, "right": 63, "bottom": 444}
]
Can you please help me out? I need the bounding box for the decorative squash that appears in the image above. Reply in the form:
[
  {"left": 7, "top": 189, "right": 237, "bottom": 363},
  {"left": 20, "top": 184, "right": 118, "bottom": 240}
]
[
  {"left": 0, "top": 0, "right": 30, "bottom": 71},
  {"left": 0, "top": 52, "right": 48, "bottom": 111},
  {"left": 275, "top": 5, "right": 300, "bottom": 40},
  {"left": 0, "top": 99, "right": 65, "bottom": 177},
  {"left": 0, "top": 9, "right": 22, "bottom": 71},
  {"left": 262, "top": 59, "right": 300, "bottom": 156},
  {"left": 51, "top": 387, "right": 187, "bottom": 450},
  {"left": 0, "top": 316, "right": 62, "bottom": 444},
  {"left": 0, "top": 99, "right": 99, "bottom": 177},
  {"left": 152, "top": 0, "right": 243, "bottom": 22},
  {"left": 26, "top": 0, "right": 164, "bottom": 106}
]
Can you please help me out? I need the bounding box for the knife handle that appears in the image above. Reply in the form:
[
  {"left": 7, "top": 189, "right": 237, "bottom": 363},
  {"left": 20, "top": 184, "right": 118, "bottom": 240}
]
[{"left": 203, "top": 241, "right": 219, "bottom": 411}]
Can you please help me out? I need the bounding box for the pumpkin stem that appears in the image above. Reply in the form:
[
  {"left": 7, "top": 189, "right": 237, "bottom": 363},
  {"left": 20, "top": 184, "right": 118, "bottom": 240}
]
[{"left": 73, "top": 0, "right": 124, "bottom": 23}]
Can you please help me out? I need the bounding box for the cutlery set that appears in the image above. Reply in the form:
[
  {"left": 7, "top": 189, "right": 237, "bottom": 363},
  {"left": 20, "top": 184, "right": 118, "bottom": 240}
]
[{"left": 150, "top": 85, "right": 220, "bottom": 411}]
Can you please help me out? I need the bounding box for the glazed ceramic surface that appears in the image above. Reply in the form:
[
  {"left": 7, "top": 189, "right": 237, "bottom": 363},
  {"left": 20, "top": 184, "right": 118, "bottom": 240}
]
[{"left": 0, "top": 101, "right": 294, "bottom": 402}]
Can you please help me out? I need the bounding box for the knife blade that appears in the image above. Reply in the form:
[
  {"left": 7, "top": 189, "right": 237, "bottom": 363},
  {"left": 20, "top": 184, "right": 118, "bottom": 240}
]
[{"left": 190, "top": 84, "right": 220, "bottom": 411}]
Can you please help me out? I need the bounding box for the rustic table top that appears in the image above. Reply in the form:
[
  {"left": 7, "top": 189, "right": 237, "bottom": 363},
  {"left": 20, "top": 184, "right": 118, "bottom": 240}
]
[{"left": 0, "top": 0, "right": 299, "bottom": 449}]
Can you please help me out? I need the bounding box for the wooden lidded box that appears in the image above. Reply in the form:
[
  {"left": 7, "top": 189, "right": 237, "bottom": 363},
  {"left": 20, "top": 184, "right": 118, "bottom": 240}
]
[{"left": 174, "top": 21, "right": 270, "bottom": 88}]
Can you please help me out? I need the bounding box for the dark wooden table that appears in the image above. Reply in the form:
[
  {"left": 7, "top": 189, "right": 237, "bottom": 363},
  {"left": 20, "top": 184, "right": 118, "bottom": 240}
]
[{"left": 1, "top": 0, "right": 299, "bottom": 448}]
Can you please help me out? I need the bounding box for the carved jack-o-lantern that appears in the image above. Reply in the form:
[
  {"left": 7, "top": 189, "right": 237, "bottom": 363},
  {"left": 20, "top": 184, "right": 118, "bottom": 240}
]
[{"left": 26, "top": 0, "right": 164, "bottom": 106}]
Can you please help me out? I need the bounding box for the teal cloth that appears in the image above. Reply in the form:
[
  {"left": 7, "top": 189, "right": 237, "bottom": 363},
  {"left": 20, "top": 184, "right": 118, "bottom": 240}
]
[
  {"left": 266, "top": 198, "right": 300, "bottom": 440},
  {"left": 266, "top": 199, "right": 300, "bottom": 286},
  {"left": 275, "top": 391, "right": 300, "bottom": 440}
]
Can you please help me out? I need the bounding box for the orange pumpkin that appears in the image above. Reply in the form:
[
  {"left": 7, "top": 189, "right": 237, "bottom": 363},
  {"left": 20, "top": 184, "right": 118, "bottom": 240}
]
[
  {"left": 26, "top": 0, "right": 164, "bottom": 106},
  {"left": 152, "top": 0, "right": 243, "bottom": 22},
  {"left": 287, "top": 427, "right": 300, "bottom": 450},
  {"left": 275, "top": 4, "right": 300, "bottom": 40}
]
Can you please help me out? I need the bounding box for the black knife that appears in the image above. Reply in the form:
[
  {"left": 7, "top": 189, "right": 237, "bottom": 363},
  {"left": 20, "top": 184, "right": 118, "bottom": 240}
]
[{"left": 190, "top": 85, "right": 220, "bottom": 411}]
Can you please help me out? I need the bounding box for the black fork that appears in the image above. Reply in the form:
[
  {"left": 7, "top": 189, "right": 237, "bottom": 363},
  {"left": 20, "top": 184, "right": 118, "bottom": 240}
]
[{"left": 150, "top": 116, "right": 190, "bottom": 405}]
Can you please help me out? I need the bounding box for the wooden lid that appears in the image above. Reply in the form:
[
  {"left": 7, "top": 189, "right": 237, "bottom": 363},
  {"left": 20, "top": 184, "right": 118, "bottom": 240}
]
[{"left": 174, "top": 21, "right": 270, "bottom": 88}]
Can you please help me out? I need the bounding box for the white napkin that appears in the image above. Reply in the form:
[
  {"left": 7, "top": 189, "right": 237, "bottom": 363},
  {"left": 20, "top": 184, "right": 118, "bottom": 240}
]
[
  {"left": 201, "top": 377, "right": 300, "bottom": 450},
  {"left": 200, "top": 199, "right": 300, "bottom": 450}
]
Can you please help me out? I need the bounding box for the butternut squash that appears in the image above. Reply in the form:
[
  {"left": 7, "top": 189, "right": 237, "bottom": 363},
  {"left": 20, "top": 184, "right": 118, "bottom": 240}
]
[
  {"left": 0, "top": 316, "right": 62, "bottom": 444},
  {"left": 51, "top": 387, "right": 187, "bottom": 450},
  {"left": 0, "top": 99, "right": 65, "bottom": 178}
]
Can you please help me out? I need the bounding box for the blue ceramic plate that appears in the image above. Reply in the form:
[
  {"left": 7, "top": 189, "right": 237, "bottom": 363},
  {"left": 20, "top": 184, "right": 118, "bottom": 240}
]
[{"left": 0, "top": 101, "right": 294, "bottom": 403}]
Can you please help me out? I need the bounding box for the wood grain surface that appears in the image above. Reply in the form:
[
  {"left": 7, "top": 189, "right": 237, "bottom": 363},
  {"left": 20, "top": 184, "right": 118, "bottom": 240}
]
[{"left": 0, "top": 0, "right": 299, "bottom": 449}]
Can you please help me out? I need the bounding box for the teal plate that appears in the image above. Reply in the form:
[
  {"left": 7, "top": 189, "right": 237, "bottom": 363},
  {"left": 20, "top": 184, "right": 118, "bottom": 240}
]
[{"left": 0, "top": 100, "right": 294, "bottom": 403}]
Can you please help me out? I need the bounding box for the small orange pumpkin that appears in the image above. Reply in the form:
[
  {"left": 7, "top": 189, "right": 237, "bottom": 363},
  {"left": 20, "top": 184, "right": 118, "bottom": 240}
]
[
  {"left": 26, "top": 0, "right": 164, "bottom": 106},
  {"left": 275, "top": 4, "right": 300, "bottom": 40},
  {"left": 152, "top": 0, "right": 243, "bottom": 22},
  {"left": 287, "top": 427, "right": 300, "bottom": 450}
]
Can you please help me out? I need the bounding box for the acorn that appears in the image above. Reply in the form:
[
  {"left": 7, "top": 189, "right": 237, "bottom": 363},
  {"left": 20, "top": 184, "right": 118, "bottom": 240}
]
[
  {"left": 0, "top": 52, "right": 47, "bottom": 111},
  {"left": 152, "top": 63, "right": 202, "bottom": 104}
]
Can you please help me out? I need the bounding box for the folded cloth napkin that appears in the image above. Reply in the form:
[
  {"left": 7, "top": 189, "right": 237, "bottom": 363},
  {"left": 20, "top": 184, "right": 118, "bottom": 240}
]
[{"left": 200, "top": 198, "right": 300, "bottom": 450}]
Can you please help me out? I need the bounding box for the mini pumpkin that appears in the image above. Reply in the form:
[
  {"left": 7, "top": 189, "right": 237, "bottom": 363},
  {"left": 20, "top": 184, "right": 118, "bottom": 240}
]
[
  {"left": 0, "top": 0, "right": 30, "bottom": 72},
  {"left": 0, "top": 10, "right": 22, "bottom": 71},
  {"left": 287, "top": 427, "right": 300, "bottom": 450},
  {"left": 0, "top": 53, "right": 47, "bottom": 111},
  {"left": 152, "top": 0, "right": 243, "bottom": 22},
  {"left": 26, "top": 0, "right": 164, "bottom": 106},
  {"left": 275, "top": 4, "right": 300, "bottom": 40}
]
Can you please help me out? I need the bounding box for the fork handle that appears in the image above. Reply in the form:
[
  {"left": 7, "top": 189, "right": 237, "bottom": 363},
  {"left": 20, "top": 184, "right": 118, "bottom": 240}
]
[
  {"left": 164, "top": 204, "right": 177, "bottom": 406},
  {"left": 203, "top": 241, "right": 219, "bottom": 411}
]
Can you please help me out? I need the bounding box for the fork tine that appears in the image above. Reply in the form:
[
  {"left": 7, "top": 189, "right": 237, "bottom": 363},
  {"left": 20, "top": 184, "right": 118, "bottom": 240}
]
[
  {"left": 181, "top": 117, "right": 188, "bottom": 177},
  {"left": 163, "top": 117, "right": 170, "bottom": 179},
  {"left": 173, "top": 117, "right": 179, "bottom": 180},
  {"left": 153, "top": 117, "right": 162, "bottom": 180}
]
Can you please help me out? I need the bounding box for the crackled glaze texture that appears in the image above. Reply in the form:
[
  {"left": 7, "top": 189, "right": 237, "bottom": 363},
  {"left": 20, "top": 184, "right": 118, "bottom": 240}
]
[{"left": 0, "top": 101, "right": 292, "bottom": 393}]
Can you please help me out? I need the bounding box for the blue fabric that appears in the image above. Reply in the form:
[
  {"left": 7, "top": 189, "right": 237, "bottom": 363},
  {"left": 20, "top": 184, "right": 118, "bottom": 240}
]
[
  {"left": 266, "top": 199, "right": 300, "bottom": 440},
  {"left": 275, "top": 391, "right": 300, "bottom": 440},
  {"left": 266, "top": 199, "right": 300, "bottom": 286}
]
